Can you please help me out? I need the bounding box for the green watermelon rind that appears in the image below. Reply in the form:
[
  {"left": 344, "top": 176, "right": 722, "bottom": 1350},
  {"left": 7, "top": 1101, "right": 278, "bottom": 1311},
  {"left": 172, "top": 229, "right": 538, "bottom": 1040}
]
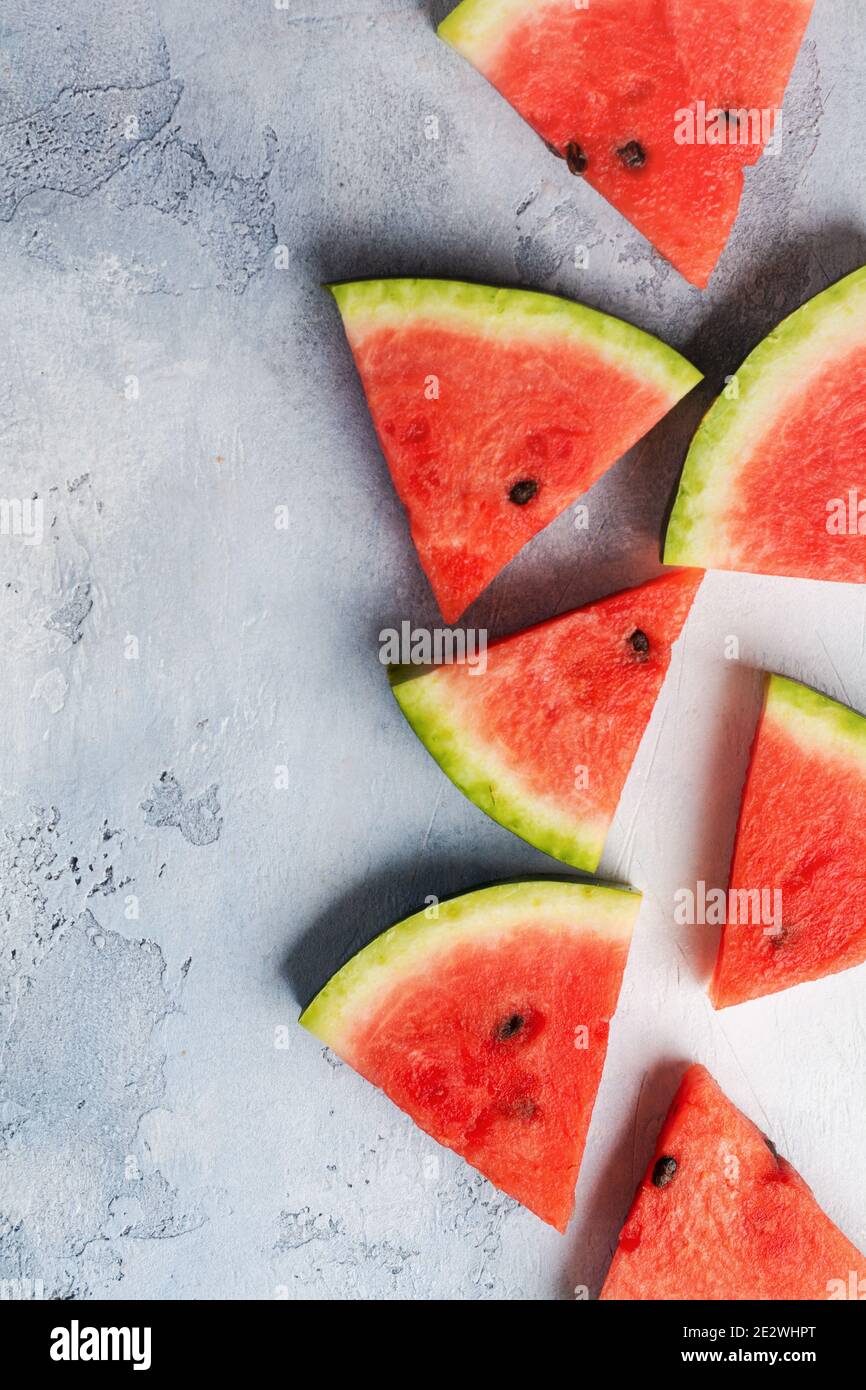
[
  {"left": 767, "top": 673, "right": 866, "bottom": 768},
  {"left": 299, "top": 879, "right": 640, "bottom": 1048},
  {"left": 389, "top": 661, "right": 610, "bottom": 872},
  {"left": 438, "top": 0, "right": 535, "bottom": 68},
  {"left": 328, "top": 278, "right": 703, "bottom": 400},
  {"left": 663, "top": 265, "right": 866, "bottom": 568}
]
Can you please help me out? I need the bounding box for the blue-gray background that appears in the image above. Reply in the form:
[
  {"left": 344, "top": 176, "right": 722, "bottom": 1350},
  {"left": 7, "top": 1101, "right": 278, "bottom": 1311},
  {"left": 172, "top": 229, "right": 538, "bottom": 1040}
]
[{"left": 2, "top": 0, "right": 864, "bottom": 1300}]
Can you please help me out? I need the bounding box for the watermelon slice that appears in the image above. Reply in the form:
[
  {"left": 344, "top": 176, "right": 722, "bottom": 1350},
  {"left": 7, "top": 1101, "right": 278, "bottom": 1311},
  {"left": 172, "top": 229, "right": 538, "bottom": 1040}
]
[
  {"left": 665, "top": 266, "right": 866, "bottom": 580},
  {"left": 330, "top": 278, "right": 701, "bottom": 622},
  {"left": 438, "top": 0, "right": 815, "bottom": 288},
  {"left": 390, "top": 569, "right": 702, "bottom": 873},
  {"left": 601, "top": 1064, "right": 866, "bottom": 1300},
  {"left": 300, "top": 879, "right": 639, "bottom": 1230},
  {"left": 711, "top": 675, "right": 866, "bottom": 1009}
]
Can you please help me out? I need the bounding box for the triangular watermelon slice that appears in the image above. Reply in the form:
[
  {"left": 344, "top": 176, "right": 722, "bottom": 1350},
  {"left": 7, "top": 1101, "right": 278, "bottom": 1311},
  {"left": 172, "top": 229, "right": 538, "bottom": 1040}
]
[
  {"left": 390, "top": 569, "right": 702, "bottom": 873},
  {"left": 665, "top": 266, "right": 866, "bottom": 579},
  {"left": 711, "top": 674, "right": 866, "bottom": 1009},
  {"left": 300, "top": 879, "right": 639, "bottom": 1231},
  {"left": 601, "top": 1064, "right": 866, "bottom": 1300},
  {"left": 330, "top": 278, "right": 701, "bottom": 622},
  {"left": 438, "top": 0, "right": 815, "bottom": 288}
]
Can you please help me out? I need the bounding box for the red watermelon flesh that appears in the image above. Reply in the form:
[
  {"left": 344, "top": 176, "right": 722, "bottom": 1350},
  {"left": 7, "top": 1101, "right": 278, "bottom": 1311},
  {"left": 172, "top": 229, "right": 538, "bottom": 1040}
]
[
  {"left": 665, "top": 267, "right": 866, "bottom": 579},
  {"left": 730, "top": 349, "right": 866, "bottom": 580},
  {"left": 300, "top": 881, "right": 640, "bottom": 1231},
  {"left": 438, "top": 0, "right": 815, "bottom": 288},
  {"left": 711, "top": 675, "right": 866, "bottom": 1009},
  {"left": 390, "top": 569, "right": 702, "bottom": 873},
  {"left": 601, "top": 1065, "right": 866, "bottom": 1300},
  {"left": 330, "top": 279, "right": 701, "bottom": 622}
]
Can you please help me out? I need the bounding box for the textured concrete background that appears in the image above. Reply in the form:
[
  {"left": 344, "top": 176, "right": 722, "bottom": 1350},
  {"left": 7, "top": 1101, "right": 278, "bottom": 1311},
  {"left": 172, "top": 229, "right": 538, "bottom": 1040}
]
[{"left": 1, "top": 0, "right": 865, "bottom": 1300}]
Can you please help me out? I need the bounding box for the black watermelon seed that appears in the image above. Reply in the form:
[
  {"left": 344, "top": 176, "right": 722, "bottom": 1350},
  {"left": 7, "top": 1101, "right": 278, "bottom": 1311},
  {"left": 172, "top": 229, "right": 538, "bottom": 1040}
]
[
  {"left": 629, "top": 628, "right": 650, "bottom": 659},
  {"left": 512, "top": 1096, "right": 537, "bottom": 1121},
  {"left": 617, "top": 140, "right": 647, "bottom": 169},
  {"left": 509, "top": 479, "right": 539, "bottom": 506},
  {"left": 545, "top": 139, "right": 564, "bottom": 159},
  {"left": 769, "top": 926, "right": 788, "bottom": 946},
  {"left": 565, "top": 141, "right": 588, "bottom": 175},
  {"left": 652, "top": 1155, "right": 678, "bottom": 1188},
  {"left": 764, "top": 1135, "right": 779, "bottom": 1159},
  {"left": 494, "top": 1013, "right": 526, "bottom": 1041}
]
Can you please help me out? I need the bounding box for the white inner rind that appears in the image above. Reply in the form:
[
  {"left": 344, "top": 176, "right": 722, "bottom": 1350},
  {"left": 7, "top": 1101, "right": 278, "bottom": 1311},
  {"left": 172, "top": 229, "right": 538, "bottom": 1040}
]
[
  {"left": 330, "top": 278, "right": 702, "bottom": 400},
  {"left": 439, "top": 0, "right": 555, "bottom": 68},
  {"left": 766, "top": 674, "right": 866, "bottom": 775},
  {"left": 393, "top": 665, "right": 610, "bottom": 871},
  {"left": 301, "top": 880, "right": 640, "bottom": 1054},
  {"left": 666, "top": 267, "right": 866, "bottom": 564}
]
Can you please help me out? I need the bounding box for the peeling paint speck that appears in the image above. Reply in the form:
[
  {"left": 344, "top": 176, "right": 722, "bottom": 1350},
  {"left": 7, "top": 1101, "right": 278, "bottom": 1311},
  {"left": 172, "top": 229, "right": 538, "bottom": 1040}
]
[
  {"left": 45, "top": 582, "right": 92, "bottom": 646},
  {"left": 141, "top": 772, "right": 223, "bottom": 846}
]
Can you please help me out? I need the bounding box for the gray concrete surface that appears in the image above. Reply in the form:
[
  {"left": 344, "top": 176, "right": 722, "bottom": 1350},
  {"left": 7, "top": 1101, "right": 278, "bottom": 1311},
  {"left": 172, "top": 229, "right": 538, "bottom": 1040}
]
[{"left": 1, "top": 0, "right": 865, "bottom": 1300}]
